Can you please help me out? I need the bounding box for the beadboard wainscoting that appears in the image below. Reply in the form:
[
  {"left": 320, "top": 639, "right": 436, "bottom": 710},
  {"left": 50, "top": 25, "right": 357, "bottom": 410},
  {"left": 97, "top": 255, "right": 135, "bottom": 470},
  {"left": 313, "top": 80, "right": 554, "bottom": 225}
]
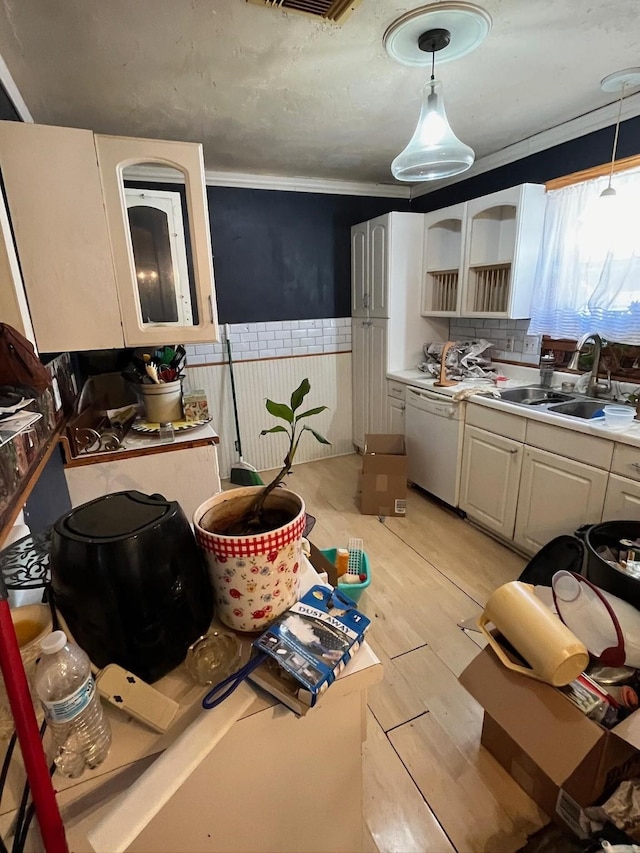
[{"left": 186, "top": 353, "right": 353, "bottom": 479}]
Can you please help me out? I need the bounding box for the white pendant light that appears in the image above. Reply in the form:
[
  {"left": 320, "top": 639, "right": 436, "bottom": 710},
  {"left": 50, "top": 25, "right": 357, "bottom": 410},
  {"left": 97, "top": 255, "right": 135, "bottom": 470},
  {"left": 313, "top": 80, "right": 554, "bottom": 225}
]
[
  {"left": 384, "top": 3, "right": 491, "bottom": 183},
  {"left": 599, "top": 68, "right": 640, "bottom": 198},
  {"left": 391, "top": 62, "right": 474, "bottom": 181}
]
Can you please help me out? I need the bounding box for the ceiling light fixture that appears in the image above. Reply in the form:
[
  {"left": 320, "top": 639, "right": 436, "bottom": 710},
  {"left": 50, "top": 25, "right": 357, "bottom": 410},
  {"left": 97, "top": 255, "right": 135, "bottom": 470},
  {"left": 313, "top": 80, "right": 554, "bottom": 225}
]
[
  {"left": 384, "top": 2, "right": 491, "bottom": 183},
  {"left": 599, "top": 67, "right": 640, "bottom": 198}
]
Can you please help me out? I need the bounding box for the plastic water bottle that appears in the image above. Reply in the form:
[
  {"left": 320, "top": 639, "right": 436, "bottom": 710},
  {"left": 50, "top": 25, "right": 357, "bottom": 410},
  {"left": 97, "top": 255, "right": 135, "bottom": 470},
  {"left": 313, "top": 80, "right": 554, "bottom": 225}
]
[{"left": 34, "top": 631, "right": 111, "bottom": 778}]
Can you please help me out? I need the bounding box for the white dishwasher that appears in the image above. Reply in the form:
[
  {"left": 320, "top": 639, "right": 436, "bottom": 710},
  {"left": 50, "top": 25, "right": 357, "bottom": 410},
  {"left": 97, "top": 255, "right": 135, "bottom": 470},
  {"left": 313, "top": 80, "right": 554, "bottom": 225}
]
[{"left": 404, "top": 385, "right": 464, "bottom": 508}]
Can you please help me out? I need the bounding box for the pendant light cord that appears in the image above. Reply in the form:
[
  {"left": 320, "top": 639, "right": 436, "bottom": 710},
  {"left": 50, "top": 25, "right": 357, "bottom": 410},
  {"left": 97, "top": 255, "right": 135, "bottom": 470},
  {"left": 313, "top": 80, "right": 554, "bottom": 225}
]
[
  {"left": 430, "top": 48, "right": 435, "bottom": 82},
  {"left": 607, "top": 83, "right": 626, "bottom": 189}
]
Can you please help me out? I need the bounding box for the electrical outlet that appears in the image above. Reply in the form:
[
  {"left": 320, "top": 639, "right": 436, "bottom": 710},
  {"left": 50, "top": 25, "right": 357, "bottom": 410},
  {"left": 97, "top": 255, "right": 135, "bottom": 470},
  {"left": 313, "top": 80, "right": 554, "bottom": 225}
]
[
  {"left": 524, "top": 334, "right": 540, "bottom": 355},
  {"left": 505, "top": 336, "right": 515, "bottom": 352}
]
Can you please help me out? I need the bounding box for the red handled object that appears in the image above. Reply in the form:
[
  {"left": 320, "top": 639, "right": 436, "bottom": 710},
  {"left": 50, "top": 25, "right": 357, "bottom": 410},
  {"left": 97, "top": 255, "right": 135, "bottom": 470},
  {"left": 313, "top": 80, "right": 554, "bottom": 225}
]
[
  {"left": 158, "top": 368, "right": 177, "bottom": 383},
  {"left": 552, "top": 570, "right": 640, "bottom": 668},
  {"left": 0, "top": 581, "right": 67, "bottom": 852}
]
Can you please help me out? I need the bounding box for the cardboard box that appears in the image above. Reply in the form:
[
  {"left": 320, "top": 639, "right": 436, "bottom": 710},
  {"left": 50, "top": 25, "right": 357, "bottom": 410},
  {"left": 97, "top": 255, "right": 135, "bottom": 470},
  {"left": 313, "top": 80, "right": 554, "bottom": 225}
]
[
  {"left": 359, "top": 434, "right": 407, "bottom": 517},
  {"left": 459, "top": 646, "right": 640, "bottom": 836}
]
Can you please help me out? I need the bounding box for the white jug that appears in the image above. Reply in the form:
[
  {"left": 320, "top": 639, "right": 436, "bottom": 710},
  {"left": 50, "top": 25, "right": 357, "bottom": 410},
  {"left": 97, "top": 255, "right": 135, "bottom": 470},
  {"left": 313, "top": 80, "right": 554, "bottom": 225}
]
[{"left": 477, "top": 581, "right": 589, "bottom": 686}]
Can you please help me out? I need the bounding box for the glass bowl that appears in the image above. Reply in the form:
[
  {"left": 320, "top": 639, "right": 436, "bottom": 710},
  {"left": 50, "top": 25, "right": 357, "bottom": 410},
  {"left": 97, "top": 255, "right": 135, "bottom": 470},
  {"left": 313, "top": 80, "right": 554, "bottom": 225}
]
[{"left": 185, "top": 629, "right": 243, "bottom": 686}]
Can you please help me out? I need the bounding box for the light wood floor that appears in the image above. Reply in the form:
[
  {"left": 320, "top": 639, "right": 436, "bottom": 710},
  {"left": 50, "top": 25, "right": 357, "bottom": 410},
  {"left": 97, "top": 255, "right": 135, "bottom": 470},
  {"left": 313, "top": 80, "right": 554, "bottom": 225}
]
[{"left": 268, "top": 454, "right": 549, "bottom": 853}]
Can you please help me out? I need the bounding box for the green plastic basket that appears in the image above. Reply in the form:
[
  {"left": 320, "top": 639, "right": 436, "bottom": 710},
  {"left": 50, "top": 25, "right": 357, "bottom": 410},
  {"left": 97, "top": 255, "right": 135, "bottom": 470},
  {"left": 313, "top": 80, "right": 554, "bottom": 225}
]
[{"left": 320, "top": 547, "right": 371, "bottom": 605}]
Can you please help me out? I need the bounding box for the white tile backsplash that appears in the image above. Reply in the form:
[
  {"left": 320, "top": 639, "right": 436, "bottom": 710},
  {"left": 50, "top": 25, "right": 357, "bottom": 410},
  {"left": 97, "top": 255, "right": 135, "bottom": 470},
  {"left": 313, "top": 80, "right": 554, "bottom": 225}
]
[
  {"left": 450, "top": 318, "right": 540, "bottom": 365},
  {"left": 186, "top": 318, "right": 352, "bottom": 365}
]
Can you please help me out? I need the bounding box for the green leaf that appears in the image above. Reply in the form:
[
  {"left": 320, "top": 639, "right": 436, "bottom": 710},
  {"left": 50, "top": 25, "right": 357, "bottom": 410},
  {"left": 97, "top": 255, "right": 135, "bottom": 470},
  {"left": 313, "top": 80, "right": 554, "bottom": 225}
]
[
  {"left": 290, "top": 378, "right": 311, "bottom": 412},
  {"left": 260, "top": 426, "right": 288, "bottom": 436},
  {"left": 265, "top": 399, "right": 293, "bottom": 423},
  {"left": 304, "top": 426, "right": 331, "bottom": 445},
  {"left": 295, "top": 405, "right": 327, "bottom": 421}
]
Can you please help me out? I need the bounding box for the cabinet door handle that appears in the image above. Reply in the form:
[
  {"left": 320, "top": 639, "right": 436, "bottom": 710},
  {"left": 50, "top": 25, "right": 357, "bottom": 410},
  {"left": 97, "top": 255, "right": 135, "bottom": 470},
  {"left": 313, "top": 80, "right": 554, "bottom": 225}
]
[
  {"left": 508, "top": 448, "right": 518, "bottom": 454},
  {"left": 400, "top": 404, "right": 405, "bottom": 411},
  {"left": 208, "top": 294, "right": 214, "bottom": 324},
  {"left": 632, "top": 462, "right": 640, "bottom": 470},
  {"left": 363, "top": 293, "right": 369, "bottom": 308}
]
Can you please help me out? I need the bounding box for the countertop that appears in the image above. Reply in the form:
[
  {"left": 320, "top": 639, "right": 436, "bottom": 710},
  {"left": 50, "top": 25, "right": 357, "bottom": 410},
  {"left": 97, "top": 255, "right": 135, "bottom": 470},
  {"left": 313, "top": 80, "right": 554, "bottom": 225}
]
[
  {"left": 387, "top": 367, "right": 640, "bottom": 448},
  {"left": 63, "top": 420, "right": 220, "bottom": 468},
  {"left": 3, "top": 557, "right": 382, "bottom": 852}
]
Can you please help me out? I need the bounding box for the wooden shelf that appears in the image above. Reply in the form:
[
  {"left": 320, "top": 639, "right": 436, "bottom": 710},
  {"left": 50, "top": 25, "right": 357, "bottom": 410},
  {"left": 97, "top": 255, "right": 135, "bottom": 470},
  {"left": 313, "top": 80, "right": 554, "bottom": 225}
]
[{"left": 0, "top": 418, "right": 67, "bottom": 550}]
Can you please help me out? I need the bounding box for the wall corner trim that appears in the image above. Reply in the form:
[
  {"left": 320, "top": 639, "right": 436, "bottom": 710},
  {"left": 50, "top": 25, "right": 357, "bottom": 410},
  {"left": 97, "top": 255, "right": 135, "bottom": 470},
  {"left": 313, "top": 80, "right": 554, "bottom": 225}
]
[{"left": 0, "top": 51, "right": 33, "bottom": 122}]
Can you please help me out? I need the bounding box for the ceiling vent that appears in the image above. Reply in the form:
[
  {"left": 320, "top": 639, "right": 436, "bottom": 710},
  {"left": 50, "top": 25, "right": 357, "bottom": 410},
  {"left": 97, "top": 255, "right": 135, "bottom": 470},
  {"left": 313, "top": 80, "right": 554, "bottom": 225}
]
[{"left": 246, "top": 0, "right": 362, "bottom": 24}]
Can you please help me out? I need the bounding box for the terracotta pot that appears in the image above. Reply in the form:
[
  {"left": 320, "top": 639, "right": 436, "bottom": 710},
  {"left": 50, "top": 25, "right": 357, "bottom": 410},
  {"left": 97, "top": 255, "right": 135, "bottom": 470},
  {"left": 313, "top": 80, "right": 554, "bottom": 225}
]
[{"left": 193, "top": 487, "right": 305, "bottom": 632}]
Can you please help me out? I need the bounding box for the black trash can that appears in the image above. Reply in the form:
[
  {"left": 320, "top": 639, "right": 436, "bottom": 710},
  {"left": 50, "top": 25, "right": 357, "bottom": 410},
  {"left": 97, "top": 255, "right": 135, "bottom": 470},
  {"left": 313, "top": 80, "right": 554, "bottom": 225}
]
[
  {"left": 582, "top": 520, "right": 640, "bottom": 608},
  {"left": 517, "top": 535, "right": 585, "bottom": 587}
]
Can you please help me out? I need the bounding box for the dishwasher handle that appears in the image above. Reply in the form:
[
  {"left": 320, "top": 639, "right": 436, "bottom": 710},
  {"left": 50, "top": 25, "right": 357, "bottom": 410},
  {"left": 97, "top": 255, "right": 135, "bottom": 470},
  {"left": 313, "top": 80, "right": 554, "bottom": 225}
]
[{"left": 406, "top": 387, "right": 457, "bottom": 417}]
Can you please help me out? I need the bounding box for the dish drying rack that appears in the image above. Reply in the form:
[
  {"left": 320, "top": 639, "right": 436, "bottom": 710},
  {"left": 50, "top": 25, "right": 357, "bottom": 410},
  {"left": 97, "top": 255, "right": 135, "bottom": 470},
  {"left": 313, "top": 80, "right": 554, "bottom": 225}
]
[{"left": 347, "top": 538, "right": 365, "bottom": 577}]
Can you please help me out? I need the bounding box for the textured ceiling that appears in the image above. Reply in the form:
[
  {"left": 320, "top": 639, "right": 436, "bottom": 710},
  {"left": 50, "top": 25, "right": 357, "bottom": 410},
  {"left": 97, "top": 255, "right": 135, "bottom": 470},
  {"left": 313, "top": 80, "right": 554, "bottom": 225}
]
[{"left": 0, "top": 0, "right": 639, "bottom": 186}]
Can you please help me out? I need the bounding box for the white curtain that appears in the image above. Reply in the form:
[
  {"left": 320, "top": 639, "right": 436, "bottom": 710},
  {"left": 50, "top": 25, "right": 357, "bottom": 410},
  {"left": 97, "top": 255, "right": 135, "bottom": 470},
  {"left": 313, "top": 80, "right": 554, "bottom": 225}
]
[{"left": 528, "top": 166, "right": 640, "bottom": 344}]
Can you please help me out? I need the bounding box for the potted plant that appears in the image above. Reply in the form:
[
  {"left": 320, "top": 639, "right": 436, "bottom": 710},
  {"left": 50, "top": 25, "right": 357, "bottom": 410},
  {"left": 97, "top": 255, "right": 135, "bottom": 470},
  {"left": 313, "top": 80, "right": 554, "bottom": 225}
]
[{"left": 193, "top": 379, "right": 330, "bottom": 632}]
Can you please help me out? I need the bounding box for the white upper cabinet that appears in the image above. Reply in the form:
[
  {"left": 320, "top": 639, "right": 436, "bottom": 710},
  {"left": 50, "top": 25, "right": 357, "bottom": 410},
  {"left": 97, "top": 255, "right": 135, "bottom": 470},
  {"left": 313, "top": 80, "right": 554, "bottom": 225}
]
[
  {"left": 351, "top": 222, "right": 368, "bottom": 317},
  {"left": 421, "top": 184, "right": 546, "bottom": 319},
  {"left": 0, "top": 121, "right": 218, "bottom": 352},
  {"left": 368, "top": 217, "right": 389, "bottom": 319},
  {"left": 421, "top": 202, "right": 466, "bottom": 316},
  {"left": 350, "top": 215, "right": 390, "bottom": 320},
  {"left": 0, "top": 122, "right": 124, "bottom": 351},
  {"left": 95, "top": 135, "right": 218, "bottom": 347}
]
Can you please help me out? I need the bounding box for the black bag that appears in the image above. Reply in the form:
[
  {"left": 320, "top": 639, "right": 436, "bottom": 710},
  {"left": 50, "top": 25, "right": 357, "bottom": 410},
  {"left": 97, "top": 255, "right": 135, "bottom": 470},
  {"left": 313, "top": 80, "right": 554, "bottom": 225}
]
[{"left": 0, "top": 324, "right": 51, "bottom": 394}]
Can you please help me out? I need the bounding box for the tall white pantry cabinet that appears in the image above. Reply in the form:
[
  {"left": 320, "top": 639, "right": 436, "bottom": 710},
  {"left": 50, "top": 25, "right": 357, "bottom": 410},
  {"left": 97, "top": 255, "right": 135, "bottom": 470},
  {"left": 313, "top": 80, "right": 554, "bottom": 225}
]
[{"left": 351, "top": 212, "right": 447, "bottom": 451}]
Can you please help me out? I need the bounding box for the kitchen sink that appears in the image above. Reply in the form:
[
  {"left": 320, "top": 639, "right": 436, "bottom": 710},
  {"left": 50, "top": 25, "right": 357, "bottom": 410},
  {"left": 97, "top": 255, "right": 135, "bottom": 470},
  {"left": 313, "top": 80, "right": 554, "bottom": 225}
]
[
  {"left": 496, "top": 385, "right": 611, "bottom": 422},
  {"left": 547, "top": 400, "right": 606, "bottom": 419},
  {"left": 498, "top": 387, "right": 575, "bottom": 405}
]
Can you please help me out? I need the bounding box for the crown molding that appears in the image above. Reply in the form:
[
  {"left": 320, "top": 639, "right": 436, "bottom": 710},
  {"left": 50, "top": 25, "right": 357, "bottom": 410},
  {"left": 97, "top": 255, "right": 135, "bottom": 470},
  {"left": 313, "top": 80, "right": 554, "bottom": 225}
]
[
  {"left": 410, "top": 91, "right": 640, "bottom": 199},
  {"left": 204, "top": 170, "right": 410, "bottom": 197},
  {"left": 0, "top": 52, "right": 32, "bottom": 122},
  {"left": 125, "top": 164, "right": 410, "bottom": 198}
]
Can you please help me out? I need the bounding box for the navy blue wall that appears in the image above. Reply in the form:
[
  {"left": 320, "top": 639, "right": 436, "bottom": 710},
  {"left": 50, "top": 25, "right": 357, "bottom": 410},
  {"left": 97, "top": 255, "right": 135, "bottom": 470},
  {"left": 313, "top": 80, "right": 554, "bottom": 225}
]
[
  {"left": 126, "top": 183, "right": 409, "bottom": 324},
  {"left": 410, "top": 116, "right": 640, "bottom": 213},
  {"left": 208, "top": 187, "right": 409, "bottom": 323}
]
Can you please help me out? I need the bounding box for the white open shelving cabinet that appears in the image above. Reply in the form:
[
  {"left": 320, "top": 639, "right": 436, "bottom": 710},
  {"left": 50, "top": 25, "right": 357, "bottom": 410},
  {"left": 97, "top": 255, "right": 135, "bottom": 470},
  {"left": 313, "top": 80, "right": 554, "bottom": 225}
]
[{"left": 421, "top": 183, "right": 546, "bottom": 319}]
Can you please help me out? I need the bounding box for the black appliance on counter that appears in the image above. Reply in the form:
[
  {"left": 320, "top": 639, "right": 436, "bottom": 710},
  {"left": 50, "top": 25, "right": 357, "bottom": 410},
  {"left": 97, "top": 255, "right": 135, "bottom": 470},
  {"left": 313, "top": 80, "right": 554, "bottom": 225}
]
[{"left": 50, "top": 490, "right": 213, "bottom": 682}]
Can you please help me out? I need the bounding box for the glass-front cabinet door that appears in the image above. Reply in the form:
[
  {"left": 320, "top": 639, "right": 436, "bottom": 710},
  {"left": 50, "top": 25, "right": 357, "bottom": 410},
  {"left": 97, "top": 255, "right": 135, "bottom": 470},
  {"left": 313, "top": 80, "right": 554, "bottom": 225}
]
[{"left": 95, "top": 135, "right": 218, "bottom": 346}]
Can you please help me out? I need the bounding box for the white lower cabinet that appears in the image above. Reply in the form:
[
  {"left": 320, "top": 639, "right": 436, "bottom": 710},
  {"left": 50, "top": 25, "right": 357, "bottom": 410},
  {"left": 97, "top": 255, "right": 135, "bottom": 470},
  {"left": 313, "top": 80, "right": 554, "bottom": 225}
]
[
  {"left": 459, "top": 404, "right": 639, "bottom": 556},
  {"left": 460, "top": 425, "right": 523, "bottom": 539},
  {"left": 386, "top": 395, "right": 405, "bottom": 434},
  {"left": 386, "top": 382, "right": 406, "bottom": 435},
  {"left": 514, "top": 447, "right": 608, "bottom": 556},
  {"left": 602, "top": 474, "right": 640, "bottom": 521}
]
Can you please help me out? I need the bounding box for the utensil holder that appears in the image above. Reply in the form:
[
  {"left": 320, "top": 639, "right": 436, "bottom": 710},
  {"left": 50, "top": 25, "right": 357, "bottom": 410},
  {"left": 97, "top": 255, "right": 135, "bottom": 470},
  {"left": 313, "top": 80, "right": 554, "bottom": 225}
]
[{"left": 139, "top": 380, "right": 183, "bottom": 424}]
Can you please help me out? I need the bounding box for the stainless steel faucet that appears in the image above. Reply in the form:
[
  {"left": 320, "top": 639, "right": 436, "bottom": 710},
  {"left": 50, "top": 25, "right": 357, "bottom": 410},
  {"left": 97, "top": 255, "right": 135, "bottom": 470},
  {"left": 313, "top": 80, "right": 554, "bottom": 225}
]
[{"left": 567, "top": 333, "right": 610, "bottom": 397}]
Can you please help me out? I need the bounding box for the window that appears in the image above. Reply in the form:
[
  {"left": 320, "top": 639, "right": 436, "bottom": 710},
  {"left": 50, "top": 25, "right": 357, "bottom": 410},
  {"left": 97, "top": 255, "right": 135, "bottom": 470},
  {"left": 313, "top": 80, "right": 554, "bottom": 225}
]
[{"left": 528, "top": 166, "right": 640, "bottom": 345}]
